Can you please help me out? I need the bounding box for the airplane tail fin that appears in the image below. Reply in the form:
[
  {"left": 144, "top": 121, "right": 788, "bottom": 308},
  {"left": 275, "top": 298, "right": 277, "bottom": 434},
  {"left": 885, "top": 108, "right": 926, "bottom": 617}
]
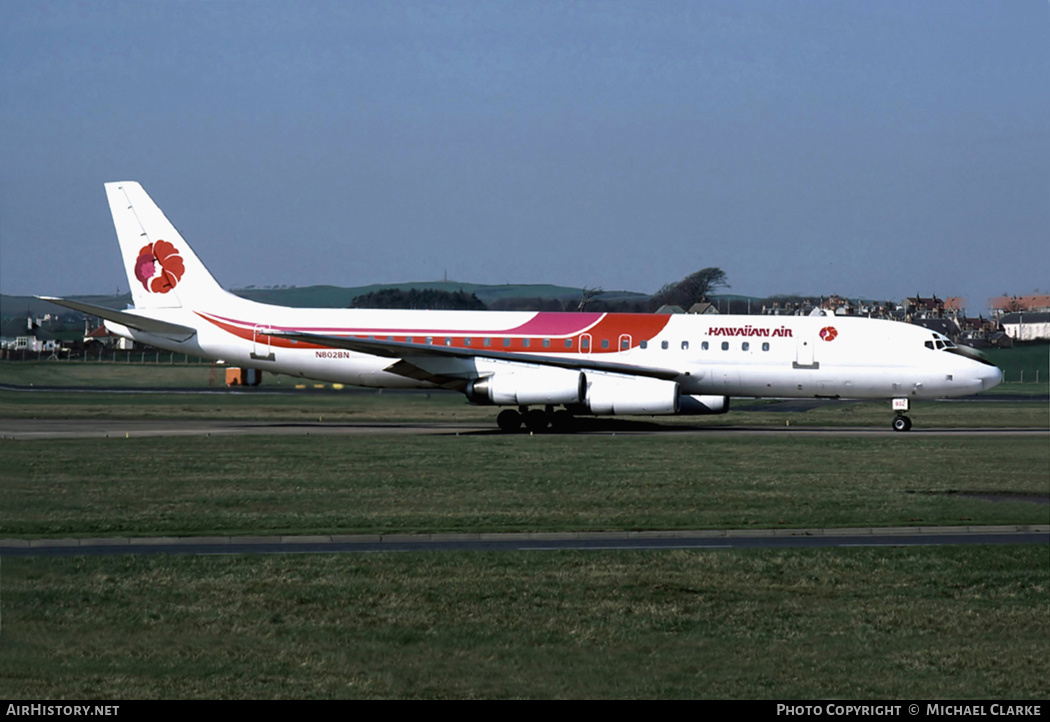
[{"left": 105, "top": 181, "right": 229, "bottom": 310}]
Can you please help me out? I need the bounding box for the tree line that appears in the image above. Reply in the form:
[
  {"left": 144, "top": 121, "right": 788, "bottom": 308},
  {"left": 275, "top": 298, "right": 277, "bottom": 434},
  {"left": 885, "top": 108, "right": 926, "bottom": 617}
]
[{"left": 349, "top": 267, "right": 730, "bottom": 313}]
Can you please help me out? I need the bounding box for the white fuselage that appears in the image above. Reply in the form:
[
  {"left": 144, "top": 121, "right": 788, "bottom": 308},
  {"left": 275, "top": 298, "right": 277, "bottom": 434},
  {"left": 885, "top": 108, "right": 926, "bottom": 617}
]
[
  {"left": 108, "top": 297, "right": 1002, "bottom": 402},
  {"left": 66, "top": 180, "right": 1001, "bottom": 424}
]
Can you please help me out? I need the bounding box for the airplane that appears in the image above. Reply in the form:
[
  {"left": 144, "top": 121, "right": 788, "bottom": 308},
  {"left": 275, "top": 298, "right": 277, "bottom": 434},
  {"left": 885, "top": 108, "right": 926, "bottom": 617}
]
[{"left": 42, "top": 181, "right": 1003, "bottom": 433}]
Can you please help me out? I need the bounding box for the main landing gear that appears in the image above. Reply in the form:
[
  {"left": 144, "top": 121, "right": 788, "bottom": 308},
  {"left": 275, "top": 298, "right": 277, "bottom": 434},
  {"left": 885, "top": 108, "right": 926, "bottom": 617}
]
[
  {"left": 496, "top": 406, "right": 575, "bottom": 433},
  {"left": 891, "top": 398, "right": 913, "bottom": 432}
]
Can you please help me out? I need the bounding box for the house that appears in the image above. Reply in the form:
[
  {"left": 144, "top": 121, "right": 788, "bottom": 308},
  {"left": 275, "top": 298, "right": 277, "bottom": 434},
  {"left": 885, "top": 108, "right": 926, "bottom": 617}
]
[
  {"left": 903, "top": 295, "right": 964, "bottom": 320},
  {"left": 85, "top": 323, "right": 133, "bottom": 349},
  {"left": 998, "top": 312, "right": 1050, "bottom": 341},
  {"left": 910, "top": 318, "right": 960, "bottom": 342},
  {"left": 990, "top": 295, "right": 1050, "bottom": 315},
  {"left": 956, "top": 316, "right": 999, "bottom": 346}
]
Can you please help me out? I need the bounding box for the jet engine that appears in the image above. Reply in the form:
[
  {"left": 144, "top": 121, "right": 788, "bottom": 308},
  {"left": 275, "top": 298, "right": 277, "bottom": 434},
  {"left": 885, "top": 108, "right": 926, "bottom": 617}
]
[
  {"left": 466, "top": 367, "right": 587, "bottom": 406},
  {"left": 678, "top": 394, "right": 730, "bottom": 415},
  {"left": 579, "top": 375, "right": 730, "bottom": 416},
  {"left": 583, "top": 375, "right": 681, "bottom": 415}
]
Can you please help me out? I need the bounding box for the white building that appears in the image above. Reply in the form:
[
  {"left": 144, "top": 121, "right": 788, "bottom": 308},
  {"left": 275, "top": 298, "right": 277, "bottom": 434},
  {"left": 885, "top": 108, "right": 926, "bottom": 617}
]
[{"left": 999, "top": 312, "right": 1050, "bottom": 341}]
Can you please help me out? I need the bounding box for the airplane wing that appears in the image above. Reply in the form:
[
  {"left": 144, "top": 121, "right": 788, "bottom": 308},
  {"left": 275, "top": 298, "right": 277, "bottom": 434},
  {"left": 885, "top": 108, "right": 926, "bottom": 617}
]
[
  {"left": 271, "top": 329, "right": 682, "bottom": 386},
  {"left": 38, "top": 297, "right": 197, "bottom": 342}
]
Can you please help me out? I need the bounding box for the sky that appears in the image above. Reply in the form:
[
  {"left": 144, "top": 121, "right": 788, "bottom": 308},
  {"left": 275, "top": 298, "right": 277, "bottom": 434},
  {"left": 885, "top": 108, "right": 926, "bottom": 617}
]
[{"left": 1, "top": 0, "right": 1047, "bottom": 313}]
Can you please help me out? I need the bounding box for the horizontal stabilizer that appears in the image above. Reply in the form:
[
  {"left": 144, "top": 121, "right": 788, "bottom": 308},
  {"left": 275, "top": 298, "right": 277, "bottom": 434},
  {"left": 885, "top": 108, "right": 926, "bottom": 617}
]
[{"left": 38, "top": 297, "right": 197, "bottom": 342}]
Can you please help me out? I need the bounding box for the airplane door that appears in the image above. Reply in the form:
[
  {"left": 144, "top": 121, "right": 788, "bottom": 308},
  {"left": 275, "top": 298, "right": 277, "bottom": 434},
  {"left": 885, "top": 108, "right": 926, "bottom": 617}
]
[
  {"left": 794, "top": 334, "right": 818, "bottom": 369},
  {"left": 618, "top": 334, "right": 632, "bottom": 354},
  {"left": 252, "top": 325, "right": 275, "bottom": 362},
  {"left": 580, "top": 333, "right": 593, "bottom": 355}
]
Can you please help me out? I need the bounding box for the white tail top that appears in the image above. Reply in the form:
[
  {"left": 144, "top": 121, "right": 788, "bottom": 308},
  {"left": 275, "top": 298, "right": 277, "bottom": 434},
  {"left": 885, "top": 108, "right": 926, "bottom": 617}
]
[{"left": 106, "top": 181, "right": 228, "bottom": 310}]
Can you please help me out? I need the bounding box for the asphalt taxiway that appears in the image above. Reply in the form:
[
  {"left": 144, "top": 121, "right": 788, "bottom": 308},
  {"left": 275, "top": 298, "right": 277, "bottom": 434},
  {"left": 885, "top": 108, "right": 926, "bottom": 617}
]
[
  {"left": 1, "top": 416, "right": 1047, "bottom": 440},
  {"left": 2, "top": 526, "right": 1047, "bottom": 558}
]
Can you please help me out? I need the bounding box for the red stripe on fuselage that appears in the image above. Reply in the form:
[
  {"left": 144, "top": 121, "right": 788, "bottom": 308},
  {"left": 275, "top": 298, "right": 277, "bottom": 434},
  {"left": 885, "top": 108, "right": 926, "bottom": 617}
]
[
  {"left": 196, "top": 311, "right": 671, "bottom": 354},
  {"left": 196, "top": 312, "right": 326, "bottom": 349}
]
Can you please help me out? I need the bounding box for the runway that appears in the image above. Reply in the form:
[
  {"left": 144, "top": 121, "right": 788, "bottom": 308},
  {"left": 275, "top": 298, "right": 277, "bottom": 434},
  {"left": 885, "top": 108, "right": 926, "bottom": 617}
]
[
  {"left": 1, "top": 417, "right": 1047, "bottom": 440},
  {"left": 2, "top": 525, "right": 1047, "bottom": 558}
]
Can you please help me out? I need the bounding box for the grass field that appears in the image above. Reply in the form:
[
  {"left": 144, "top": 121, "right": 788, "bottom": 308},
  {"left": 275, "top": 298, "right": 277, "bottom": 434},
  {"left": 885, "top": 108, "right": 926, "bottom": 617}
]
[
  {"left": 1, "top": 547, "right": 1046, "bottom": 699},
  {"left": 1, "top": 434, "right": 1047, "bottom": 538},
  {"left": 0, "top": 365, "right": 1047, "bottom": 698}
]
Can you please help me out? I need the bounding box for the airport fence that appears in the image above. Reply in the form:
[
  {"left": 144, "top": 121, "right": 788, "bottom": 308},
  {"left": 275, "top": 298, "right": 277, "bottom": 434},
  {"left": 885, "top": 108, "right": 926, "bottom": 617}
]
[{"left": 1, "top": 348, "right": 209, "bottom": 365}]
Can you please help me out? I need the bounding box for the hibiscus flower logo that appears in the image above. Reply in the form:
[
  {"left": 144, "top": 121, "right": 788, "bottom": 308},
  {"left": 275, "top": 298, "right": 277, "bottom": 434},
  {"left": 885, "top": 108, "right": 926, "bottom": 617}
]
[
  {"left": 819, "top": 326, "right": 838, "bottom": 342},
  {"left": 134, "top": 240, "right": 185, "bottom": 293}
]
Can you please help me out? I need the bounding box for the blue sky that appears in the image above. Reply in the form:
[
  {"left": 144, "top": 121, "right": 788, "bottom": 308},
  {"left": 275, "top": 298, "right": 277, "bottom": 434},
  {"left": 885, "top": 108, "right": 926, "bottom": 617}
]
[{"left": 2, "top": 0, "right": 1047, "bottom": 312}]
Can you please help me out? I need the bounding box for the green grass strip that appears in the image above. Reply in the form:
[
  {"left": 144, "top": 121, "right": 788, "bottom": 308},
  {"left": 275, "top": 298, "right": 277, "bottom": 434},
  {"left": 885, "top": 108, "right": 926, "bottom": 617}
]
[
  {"left": 1, "top": 547, "right": 1046, "bottom": 698},
  {"left": 2, "top": 435, "right": 1046, "bottom": 537}
]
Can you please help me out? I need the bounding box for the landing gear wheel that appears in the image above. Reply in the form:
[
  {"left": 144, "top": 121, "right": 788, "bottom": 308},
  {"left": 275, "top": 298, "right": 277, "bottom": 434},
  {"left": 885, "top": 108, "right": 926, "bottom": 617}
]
[
  {"left": 523, "top": 409, "right": 550, "bottom": 433},
  {"left": 550, "top": 409, "right": 575, "bottom": 433},
  {"left": 892, "top": 415, "right": 912, "bottom": 432},
  {"left": 497, "top": 409, "right": 522, "bottom": 432}
]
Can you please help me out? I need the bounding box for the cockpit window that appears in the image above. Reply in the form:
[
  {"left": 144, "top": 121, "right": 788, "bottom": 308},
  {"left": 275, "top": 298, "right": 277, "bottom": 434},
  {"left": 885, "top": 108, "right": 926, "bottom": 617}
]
[{"left": 926, "top": 336, "right": 958, "bottom": 351}]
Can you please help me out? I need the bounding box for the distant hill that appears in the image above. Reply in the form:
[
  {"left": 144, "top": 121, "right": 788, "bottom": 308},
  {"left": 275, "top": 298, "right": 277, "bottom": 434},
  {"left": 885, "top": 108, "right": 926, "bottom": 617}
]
[{"left": 232, "top": 282, "right": 652, "bottom": 307}]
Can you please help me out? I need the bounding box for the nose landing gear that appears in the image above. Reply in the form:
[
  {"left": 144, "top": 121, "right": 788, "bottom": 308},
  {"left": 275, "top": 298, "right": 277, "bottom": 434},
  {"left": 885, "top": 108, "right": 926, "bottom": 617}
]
[{"left": 891, "top": 398, "right": 913, "bottom": 432}]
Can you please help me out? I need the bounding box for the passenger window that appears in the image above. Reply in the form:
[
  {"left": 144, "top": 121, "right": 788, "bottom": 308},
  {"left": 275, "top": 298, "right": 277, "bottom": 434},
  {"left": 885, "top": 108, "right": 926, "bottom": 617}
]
[
  {"left": 742, "top": 342, "right": 750, "bottom": 351},
  {"left": 543, "top": 338, "right": 551, "bottom": 348},
  {"left": 445, "top": 337, "right": 452, "bottom": 346},
  {"left": 721, "top": 342, "right": 729, "bottom": 351},
  {"left": 639, "top": 340, "right": 647, "bottom": 349},
  {"left": 564, "top": 339, "right": 572, "bottom": 348},
  {"left": 702, "top": 341, "right": 709, "bottom": 351},
  {"left": 661, "top": 340, "right": 669, "bottom": 350},
  {"left": 464, "top": 338, "right": 472, "bottom": 346},
  {"left": 601, "top": 339, "right": 610, "bottom": 349},
  {"left": 522, "top": 339, "right": 531, "bottom": 348},
  {"left": 620, "top": 338, "right": 630, "bottom": 350},
  {"left": 484, "top": 338, "right": 491, "bottom": 347},
  {"left": 762, "top": 342, "right": 770, "bottom": 352},
  {"left": 581, "top": 338, "right": 590, "bottom": 350},
  {"left": 426, "top": 336, "right": 433, "bottom": 345},
  {"left": 503, "top": 338, "right": 511, "bottom": 348},
  {"left": 682, "top": 341, "right": 689, "bottom": 350}
]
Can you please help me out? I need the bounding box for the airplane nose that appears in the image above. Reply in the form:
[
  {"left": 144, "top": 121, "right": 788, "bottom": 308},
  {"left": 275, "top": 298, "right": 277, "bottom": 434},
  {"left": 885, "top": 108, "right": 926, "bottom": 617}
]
[{"left": 980, "top": 365, "right": 1004, "bottom": 391}]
